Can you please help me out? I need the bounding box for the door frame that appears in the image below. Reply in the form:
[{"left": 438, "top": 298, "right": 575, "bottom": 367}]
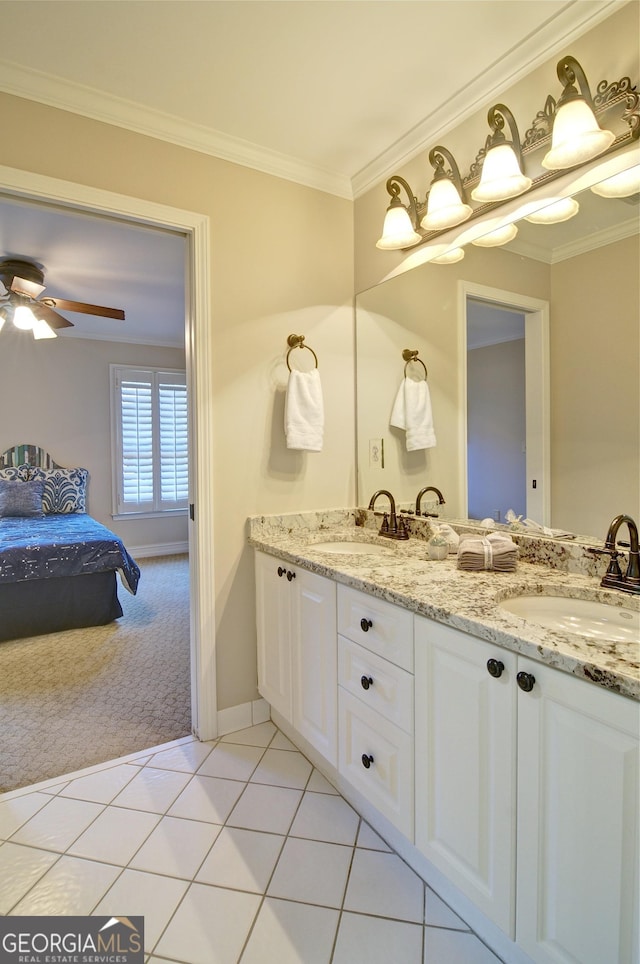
[
  {"left": 0, "top": 163, "right": 217, "bottom": 740},
  {"left": 458, "top": 280, "right": 550, "bottom": 526}
]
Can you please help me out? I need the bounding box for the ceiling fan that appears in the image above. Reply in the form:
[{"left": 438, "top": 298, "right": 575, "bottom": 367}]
[{"left": 0, "top": 258, "right": 125, "bottom": 339}]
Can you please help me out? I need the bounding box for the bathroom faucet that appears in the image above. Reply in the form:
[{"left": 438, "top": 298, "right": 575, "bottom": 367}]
[
  {"left": 368, "top": 490, "right": 409, "bottom": 540},
  {"left": 415, "top": 486, "right": 446, "bottom": 517},
  {"left": 592, "top": 514, "right": 640, "bottom": 595}
]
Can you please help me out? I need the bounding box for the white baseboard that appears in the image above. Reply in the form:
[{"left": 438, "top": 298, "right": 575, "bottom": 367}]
[
  {"left": 130, "top": 542, "right": 189, "bottom": 558},
  {"left": 217, "top": 698, "right": 271, "bottom": 736}
]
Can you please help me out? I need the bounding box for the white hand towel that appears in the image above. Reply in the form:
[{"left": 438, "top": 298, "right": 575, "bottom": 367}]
[
  {"left": 285, "top": 368, "right": 324, "bottom": 451},
  {"left": 390, "top": 377, "right": 436, "bottom": 451}
]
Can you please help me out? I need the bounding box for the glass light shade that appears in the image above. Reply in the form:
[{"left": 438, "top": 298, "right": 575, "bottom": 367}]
[
  {"left": 524, "top": 197, "right": 580, "bottom": 224},
  {"left": 376, "top": 204, "right": 421, "bottom": 250},
  {"left": 471, "top": 223, "right": 518, "bottom": 247},
  {"left": 13, "top": 305, "right": 36, "bottom": 330},
  {"left": 471, "top": 144, "right": 532, "bottom": 202},
  {"left": 431, "top": 247, "right": 465, "bottom": 264},
  {"left": 591, "top": 164, "right": 640, "bottom": 198},
  {"left": 542, "top": 100, "right": 615, "bottom": 170},
  {"left": 0, "top": 314, "right": 5, "bottom": 332},
  {"left": 421, "top": 178, "right": 472, "bottom": 230},
  {"left": 32, "top": 318, "right": 57, "bottom": 340}
]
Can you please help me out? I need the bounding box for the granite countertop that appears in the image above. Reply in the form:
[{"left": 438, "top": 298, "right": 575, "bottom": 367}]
[{"left": 248, "top": 510, "right": 640, "bottom": 702}]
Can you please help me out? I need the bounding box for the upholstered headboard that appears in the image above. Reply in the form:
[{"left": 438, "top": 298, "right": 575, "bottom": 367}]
[{"left": 0, "top": 444, "right": 62, "bottom": 470}]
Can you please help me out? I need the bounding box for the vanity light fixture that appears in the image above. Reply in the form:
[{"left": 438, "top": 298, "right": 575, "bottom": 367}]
[
  {"left": 590, "top": 163, "right": 640, "bottom": 198},
  {"left": 471, "top": 223, "right": 518, "bottom": 247},
  {"left": 522, "top": 196, "right": 580, "bottom": 224},
  {"left": 376, "top": 176, "right": 422, "bottom": 250},
  {"left": 431, "top": 247, "right": 465, "bottom": 264},
  {"left": 421, "top": 147, "right": 472, "bottom": 230},
  {"left": 542, "top": 56, "right": 615, "bottom": 170},
  {"left": 471, "top": 105, "right": 532, "bottom": 202}
]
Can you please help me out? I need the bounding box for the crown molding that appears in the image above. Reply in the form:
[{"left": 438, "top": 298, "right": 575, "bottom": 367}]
[
  {"left": 505, "top": 213, "right": 638, "bottom": 264},
  {"left": 351, "top": 0, "right": 626, "bottom": 198},
  {"left": 0, "top": 60, "right": 353, "bottom": 200}
]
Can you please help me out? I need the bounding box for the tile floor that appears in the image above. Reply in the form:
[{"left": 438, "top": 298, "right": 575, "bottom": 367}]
[{"left": 0, "top": 721, "right": 503, "bottom": 963}]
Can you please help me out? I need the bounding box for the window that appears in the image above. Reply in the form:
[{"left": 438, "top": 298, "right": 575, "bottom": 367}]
[{"left": 111, "top": 366, "right": 188, "bottom": 516}]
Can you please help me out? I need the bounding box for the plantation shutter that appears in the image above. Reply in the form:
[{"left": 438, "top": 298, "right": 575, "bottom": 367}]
[{"left": 113, "top": 366, "right": 188, "bottom": 515}]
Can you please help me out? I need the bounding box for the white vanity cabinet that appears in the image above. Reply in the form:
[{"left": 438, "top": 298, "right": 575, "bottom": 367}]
[
  {"left": 254, "top": 550, "right": 337, "bottom": 763},
  {"left": 337, "top": 585, "right": 415, "bottom": 839},
  {"left": 414, "top": 615, "right": 640, "bottom": 964}
]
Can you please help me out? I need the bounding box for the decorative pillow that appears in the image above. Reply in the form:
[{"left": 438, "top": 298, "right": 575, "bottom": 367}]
[
  {"left": 0, "top": 465, "right": 28, "bottom": 482},
  {"left": 0, "top": 479, "right": 45, "bottom": 518},
  {"left": 29, "top": 467, "right": 89, "bottom": 514}
]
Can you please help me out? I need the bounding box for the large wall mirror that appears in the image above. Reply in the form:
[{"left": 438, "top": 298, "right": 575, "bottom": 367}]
[{"left": 355, "top": 166, "right": 639, "bottom": 542}]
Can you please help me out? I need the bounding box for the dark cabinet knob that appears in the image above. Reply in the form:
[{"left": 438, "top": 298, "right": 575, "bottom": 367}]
[
  {"left": 360, "top": 675, "right": 373, "bottom": 690},
  {"left": 517, "top": 671, "right": 536, "bottom": 693},
  {"left": 487, "top": 658, "right": 505, "bottom": 679},
  {"left": 277, "top": 566, "right": 286, "bottom": 577},
  {"left": 360, "top": 618, "right": 373, "bottom": 632},
  {"left": 286, "top": 570, "right": 296, "bottom": 581},
  {"left": 361, "top": 753, "right": 374, "bottom": 769}
]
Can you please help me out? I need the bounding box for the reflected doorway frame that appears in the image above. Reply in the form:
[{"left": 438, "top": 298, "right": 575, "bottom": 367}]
[
  {"left": 458, "top": 280, "right": 550, "bottom": 526},
  {"left": 0, "top": 163, "right": 218, "bottom": 741}
]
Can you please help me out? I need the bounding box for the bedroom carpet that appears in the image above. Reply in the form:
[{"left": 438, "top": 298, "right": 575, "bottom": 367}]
[{"left": 0, "top": 554, "right": 191, "bottom": 793}]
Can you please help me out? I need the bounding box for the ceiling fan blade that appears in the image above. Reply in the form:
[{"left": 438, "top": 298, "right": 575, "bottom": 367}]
[
  {"left": 45, "top": 298, "right": 125, "bottom": 320},
  {"left": 11, "top": 274, "right": 47, "bottom": 298},
  {"left": 34, "top": 304, "right": 74, "bottom": 330}
]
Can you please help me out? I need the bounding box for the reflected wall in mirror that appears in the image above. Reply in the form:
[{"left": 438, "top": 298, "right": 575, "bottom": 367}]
[{"left": 356, "top": 181, "right": 639, "bottom": 541}]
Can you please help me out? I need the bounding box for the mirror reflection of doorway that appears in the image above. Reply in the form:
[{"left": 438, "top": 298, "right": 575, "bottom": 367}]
[{"left": 466, "top": 298, "right": 526, "bottom": 522}]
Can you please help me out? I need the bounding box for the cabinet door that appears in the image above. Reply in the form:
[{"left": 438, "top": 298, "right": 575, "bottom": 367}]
[
  {"left": 414, "top": 617, "right": 517, "bottom": 936},
  {"left": 255, "top": 551, "right": 293, "bottom": 721},
  {"left": 292, "top": 569, "right": 337, "bottom": 765},
  {"left": 516, "top": 658, "right": 639, "bottom": 964}
]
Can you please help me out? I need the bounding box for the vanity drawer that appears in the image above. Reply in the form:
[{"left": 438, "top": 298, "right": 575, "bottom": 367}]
[
  {"left": 338, "top": 635, "right": 414, "bottom": 733},
  {"left": 338, "top": 687, "right": 414, "bottom": 840},
  {"left": 337, "top": 585, "right": 413, "bottom": 672}
]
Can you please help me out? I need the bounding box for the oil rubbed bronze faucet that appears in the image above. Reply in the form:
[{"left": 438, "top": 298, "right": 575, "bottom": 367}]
[
  {"left": 415, "top": 486, "right": 446, "bottom": 517},
  {"left": 368, "top": 489, "right": 409, "bottom": 540},
  {"left": 590, "top": 514, "right": 640, "bottom": 595}
]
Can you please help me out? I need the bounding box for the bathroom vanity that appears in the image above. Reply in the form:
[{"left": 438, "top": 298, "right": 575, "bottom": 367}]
[{"left": 249, "top": 509, "right": 639, "bottom": 964}]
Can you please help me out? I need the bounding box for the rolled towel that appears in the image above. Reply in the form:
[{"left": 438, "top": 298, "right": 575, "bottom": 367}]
[
  {"left": 457, "top": 532, "right": 519, "bottom": 572},
  {"left": 390, "top": 377, "right": 436, "bottom": 451},
  {"left": 284, "top": 368, "right": 324, "bottom": 451}
]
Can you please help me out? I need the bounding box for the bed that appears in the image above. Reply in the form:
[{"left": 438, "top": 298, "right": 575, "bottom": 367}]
[{"left": 0, "top": 444, "right": 140, "bottom": 642}]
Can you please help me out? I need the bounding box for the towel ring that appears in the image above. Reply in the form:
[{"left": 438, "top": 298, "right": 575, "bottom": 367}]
[
  {"left": 402, "top": 348, "right": 427, "bottom": 380},
  {"left": 286, "top": 333, "right": 319, "bottom": 371}
]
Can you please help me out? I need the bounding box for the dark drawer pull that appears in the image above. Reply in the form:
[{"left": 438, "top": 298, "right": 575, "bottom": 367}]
[
  {"left": 517, "top": 671, "right": 536, "bottom": 693},
  {"left": 286, "top": 570, "right": 296, "bottom": 581},
  {"left": 277, "top": 566, "right": 286, "bottom": 577},
  {"left": 487, "top": 658, "right": 505, "bottom": 679},
  {"left": 360, "top": 675, "right": 373, "bottom": 690},
  {"left": 360, "top": 618, "right": 373, "bottom": 632},
  {"left": 361, "top": 753, "right": 374, "bottom": 769}
]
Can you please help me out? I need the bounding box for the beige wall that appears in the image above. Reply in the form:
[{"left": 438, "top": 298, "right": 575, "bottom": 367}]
[
  {"left": 1, "top": 93, "right": 355, "bottom": 711},
  {"left": 550, "top": 234, "right": 640, "bottom": 534},
  {"left": 0, "top": 334, "right": 187, "bottom": 551}
]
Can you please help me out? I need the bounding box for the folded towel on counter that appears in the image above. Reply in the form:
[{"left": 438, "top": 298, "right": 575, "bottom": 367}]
[
  {"left": 390, "top": 377, "right": 436, "bottom": 451},
  {"left": 284, "top": 368, "right": 324, "bottom": 451},
  {"left": 457, "top": 532, "right": 519, "bottom": 572},
  {"left": 520, "top": 518, "right": 575, "bottom": 539}
]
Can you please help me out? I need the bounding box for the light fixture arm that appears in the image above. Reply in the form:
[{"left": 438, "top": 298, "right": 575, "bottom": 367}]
[
  {"left": 384, "top": 175, "right": 420, "bottom": 229},
  {"left": 486, "top": 103, "right": 524, "bottom": 164},
  {"left": 556, "top": 55, "right": 595, "bottom": 110},
  {"left": 428, "top": 146, "right": 466, "bottom": 197}
]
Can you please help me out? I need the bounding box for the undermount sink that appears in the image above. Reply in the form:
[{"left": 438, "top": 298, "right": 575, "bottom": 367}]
[
  {"left": 307, "top": 538, "right": 397, "bottom": 557},
  {"left": 499, "top": 595, "right": 640, "bottom": 642}
]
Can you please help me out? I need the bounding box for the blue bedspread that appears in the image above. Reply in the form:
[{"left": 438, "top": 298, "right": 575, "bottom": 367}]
[{"left": 0, "top": 513, "right": 140, "bottom": 594}]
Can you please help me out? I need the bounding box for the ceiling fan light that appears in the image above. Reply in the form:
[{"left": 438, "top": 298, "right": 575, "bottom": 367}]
[
  {"left": 421, "top": 177, "right": 472, "bottom": 230},
  {"left": 542, "top": 100, "right": 615, "bottom": 170},
  {"left": 471, "top": 144, "right": 532, "bottom": 202},
  {"left": 471, "top": 223, "right": 518, "bottom": 247},
  {"left": 0, "top": 313, "right": 5, "bottom": 333},
  {"left": 376, "top": 202, "right": 422, "bottom": 250},
  {"left": 591, "top": 164, "right": 640, "bottom": 198},
  {"left": 13, "top": 305, "right": 37, "bottom": 330},
  {"left": 523, "top": 197, "right": 580, "bottom": 224},
  {"left": 32, "top": 318, "right": 57, "bottom": 340}
]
